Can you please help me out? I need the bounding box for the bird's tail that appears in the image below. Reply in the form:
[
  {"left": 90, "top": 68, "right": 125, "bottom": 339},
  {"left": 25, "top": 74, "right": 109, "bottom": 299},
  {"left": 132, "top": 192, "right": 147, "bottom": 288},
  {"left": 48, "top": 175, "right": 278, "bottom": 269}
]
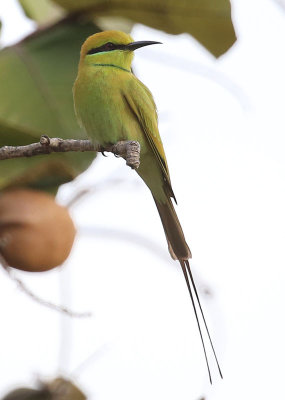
[
  {"left": 180, "top": 259, "right": 223, "bottom": 383},
  {"left": 154, "top": 196, "right": 222, "bottom": 383},
  {"left": 153, "top": 196, "right": 191, "bottom": 260}
]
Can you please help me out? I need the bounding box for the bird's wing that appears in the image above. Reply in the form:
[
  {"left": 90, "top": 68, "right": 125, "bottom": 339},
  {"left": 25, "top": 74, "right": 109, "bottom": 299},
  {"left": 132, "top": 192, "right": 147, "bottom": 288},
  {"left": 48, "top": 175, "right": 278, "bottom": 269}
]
[{"left": 122, "top": 75, "right": 176, "bottom": 202}]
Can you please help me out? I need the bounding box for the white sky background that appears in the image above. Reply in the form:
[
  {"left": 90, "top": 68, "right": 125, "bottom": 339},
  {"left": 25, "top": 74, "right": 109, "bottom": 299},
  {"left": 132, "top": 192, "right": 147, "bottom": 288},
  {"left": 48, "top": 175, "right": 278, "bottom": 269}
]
[{"left": 0, "top": 0, "right": 285, "bottom": 399}]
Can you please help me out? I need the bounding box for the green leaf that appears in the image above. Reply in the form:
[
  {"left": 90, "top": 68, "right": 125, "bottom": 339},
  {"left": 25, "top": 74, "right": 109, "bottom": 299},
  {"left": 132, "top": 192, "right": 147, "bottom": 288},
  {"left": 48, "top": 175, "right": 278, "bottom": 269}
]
[
  {"left": 95, "top": 16, "right": 134, "bottom": 34},
  {"left": 0, "top": 19, "right": 100, "bottom": 192},
  {"left": 51, "top": 0, "right": 236, "bottom": 57},
  {"left": 19, "top": 0, "right": 64, "bottom": 25}
]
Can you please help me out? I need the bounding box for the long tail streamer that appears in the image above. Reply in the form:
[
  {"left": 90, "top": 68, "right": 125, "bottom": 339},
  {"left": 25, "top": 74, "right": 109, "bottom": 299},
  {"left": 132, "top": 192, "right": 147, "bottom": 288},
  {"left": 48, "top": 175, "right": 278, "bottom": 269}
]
[{"left": 179, "top": 260, "right": 223, "bottom": 383}]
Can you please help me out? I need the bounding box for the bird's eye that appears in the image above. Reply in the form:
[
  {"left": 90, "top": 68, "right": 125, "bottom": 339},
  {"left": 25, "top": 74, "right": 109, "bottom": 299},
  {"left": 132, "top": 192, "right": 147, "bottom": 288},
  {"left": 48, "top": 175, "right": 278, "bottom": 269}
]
[
  {"left": 105, "top": 42, "right": 115, "bottom": 50},
  {"left": 86, "top": 42, "right": 118, "bottom": 55}
]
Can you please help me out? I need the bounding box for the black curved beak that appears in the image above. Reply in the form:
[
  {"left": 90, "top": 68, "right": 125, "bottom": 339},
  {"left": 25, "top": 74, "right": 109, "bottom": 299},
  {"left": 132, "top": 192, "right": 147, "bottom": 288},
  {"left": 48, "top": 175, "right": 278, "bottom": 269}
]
[{"left": 125, "top": 40, "right": 162, "bottom": 51}]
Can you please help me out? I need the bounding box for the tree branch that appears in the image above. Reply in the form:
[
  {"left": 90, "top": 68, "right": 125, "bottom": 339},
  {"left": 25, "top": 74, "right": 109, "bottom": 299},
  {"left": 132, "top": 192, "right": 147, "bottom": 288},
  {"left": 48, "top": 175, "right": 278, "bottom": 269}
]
[
  {"left": 0, "top": 135, "right": 141, "bottom": 169},
  {"left": 0, "top": 254, "right": 91, "bottom": 318}
]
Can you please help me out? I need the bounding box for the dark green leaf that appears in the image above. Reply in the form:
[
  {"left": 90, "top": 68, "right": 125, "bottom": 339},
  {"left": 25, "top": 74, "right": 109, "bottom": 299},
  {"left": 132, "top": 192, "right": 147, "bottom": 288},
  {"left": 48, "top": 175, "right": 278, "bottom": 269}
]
[
  {"left": 0, "top": 18, "right": 99, "bottom": 192},
  {"left": 51, "top": 0, "right": 236, "bottom": 57}
]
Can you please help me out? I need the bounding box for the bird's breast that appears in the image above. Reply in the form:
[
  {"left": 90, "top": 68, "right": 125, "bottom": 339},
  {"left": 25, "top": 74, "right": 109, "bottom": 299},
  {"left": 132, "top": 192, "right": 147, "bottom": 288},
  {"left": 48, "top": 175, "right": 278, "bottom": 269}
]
[{"left": 73, "top": 67, "right": 141, "bottom": 147}]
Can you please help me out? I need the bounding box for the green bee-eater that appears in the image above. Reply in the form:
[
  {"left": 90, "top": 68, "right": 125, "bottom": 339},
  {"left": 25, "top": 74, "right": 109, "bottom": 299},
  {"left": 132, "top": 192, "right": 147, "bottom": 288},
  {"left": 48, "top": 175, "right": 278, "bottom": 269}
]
[{"left": 73, "top": 30, "right": 222, "bottom": 382}]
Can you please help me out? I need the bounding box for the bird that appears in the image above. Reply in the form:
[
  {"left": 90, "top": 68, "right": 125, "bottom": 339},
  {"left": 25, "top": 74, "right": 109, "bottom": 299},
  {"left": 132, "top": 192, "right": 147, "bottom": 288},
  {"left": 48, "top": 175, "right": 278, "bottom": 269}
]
[{"left": 73, "top": 30, "right": 222, "bottom": 383}]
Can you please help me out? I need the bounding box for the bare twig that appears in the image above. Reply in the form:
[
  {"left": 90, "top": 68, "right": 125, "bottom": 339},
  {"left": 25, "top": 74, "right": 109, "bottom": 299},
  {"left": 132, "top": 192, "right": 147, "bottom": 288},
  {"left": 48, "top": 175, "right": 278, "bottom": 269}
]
[
  {"left": 65, "top": 178, "right": 125, "bottom": 208},
  {"left": 0, "top": 254, "right": 91, "bottom": 318},
  {"left": 144, "top": 48, "right": 250, "bottom": 111},
  {"left": 80, "top": 225, "right": 170, "bottom": 263},
  {"left": 0, "top": 135, "right": 141, "bottom": 169}
]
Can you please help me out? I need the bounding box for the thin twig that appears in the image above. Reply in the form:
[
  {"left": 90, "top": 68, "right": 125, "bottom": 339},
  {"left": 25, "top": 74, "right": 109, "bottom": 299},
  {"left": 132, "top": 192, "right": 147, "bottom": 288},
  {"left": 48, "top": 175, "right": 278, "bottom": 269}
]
[
  {"left": 143, "top": 48, "right": 250, "bottom": 111},
  {"left": 66, "top": 178, "right": 125, "bottom": 208},
  {"left": 0, "top": 254, "right": 91, "bottom": 318},
  {"left": 0, "top": 135, "right": 141, "bottom": 169}
]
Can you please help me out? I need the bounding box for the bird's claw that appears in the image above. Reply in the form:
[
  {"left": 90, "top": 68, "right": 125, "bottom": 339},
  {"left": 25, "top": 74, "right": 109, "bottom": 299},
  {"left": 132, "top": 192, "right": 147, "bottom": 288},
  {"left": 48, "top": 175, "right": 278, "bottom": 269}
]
[{"left": 101, "top": 150, "right": 108, "bottom": 157}]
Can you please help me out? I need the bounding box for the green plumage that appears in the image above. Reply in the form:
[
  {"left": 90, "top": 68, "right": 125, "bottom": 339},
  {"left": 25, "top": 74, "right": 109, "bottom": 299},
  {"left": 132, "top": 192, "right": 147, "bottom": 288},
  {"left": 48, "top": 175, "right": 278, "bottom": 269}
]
[{"left": 73, "top": 30, "right": 222, "bottom": 382}]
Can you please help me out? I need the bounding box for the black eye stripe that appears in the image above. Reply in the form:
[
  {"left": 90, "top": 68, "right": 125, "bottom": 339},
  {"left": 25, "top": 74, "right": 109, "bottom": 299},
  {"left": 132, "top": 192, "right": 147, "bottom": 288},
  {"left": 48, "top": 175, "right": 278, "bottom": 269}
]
[{"left": 87, "top": 42, "right": 126, "bottom": 55}]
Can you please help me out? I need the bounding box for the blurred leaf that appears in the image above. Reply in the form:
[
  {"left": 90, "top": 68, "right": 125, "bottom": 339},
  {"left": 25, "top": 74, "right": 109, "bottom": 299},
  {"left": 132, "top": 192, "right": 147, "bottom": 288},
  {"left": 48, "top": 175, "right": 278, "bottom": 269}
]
[
  {"left": 0, "top": 18, "right": 99, "bottom": 192},
  {"left": 95, "top": 16, "right": 134, "bottom": 33},
  {"left": 51, "top": 0, "right": 236, "bottom": 57},
  {"left": 19, "top": 0, "right": 64, "bottom": 25}
]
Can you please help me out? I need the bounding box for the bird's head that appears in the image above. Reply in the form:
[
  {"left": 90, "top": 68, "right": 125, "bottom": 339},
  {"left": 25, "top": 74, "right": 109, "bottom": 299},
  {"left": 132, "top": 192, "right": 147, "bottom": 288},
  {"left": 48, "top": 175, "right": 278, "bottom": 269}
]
[{"left": 79, "top": 30, "right": 161, "bottom": 71}]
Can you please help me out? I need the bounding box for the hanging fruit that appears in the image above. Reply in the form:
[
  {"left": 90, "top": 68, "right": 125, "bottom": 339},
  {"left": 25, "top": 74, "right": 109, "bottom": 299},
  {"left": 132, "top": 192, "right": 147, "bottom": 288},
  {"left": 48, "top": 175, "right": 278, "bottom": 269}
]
[{"left": 0, "top": 189, "right": 76, "bottom": 272}]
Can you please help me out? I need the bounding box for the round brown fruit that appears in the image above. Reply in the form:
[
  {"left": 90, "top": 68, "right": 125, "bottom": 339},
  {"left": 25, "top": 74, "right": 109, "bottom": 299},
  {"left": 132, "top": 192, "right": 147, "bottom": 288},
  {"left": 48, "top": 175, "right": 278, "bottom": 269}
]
[{"left": 0, "top": 189, "right": 76, "bottom": 272}]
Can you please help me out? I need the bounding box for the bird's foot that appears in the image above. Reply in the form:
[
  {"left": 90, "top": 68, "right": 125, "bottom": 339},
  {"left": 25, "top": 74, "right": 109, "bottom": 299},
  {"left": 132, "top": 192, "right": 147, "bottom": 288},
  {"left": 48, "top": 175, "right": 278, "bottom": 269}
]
[{"left": 100, "top": 148, "right": 108, "bottom": 157}]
